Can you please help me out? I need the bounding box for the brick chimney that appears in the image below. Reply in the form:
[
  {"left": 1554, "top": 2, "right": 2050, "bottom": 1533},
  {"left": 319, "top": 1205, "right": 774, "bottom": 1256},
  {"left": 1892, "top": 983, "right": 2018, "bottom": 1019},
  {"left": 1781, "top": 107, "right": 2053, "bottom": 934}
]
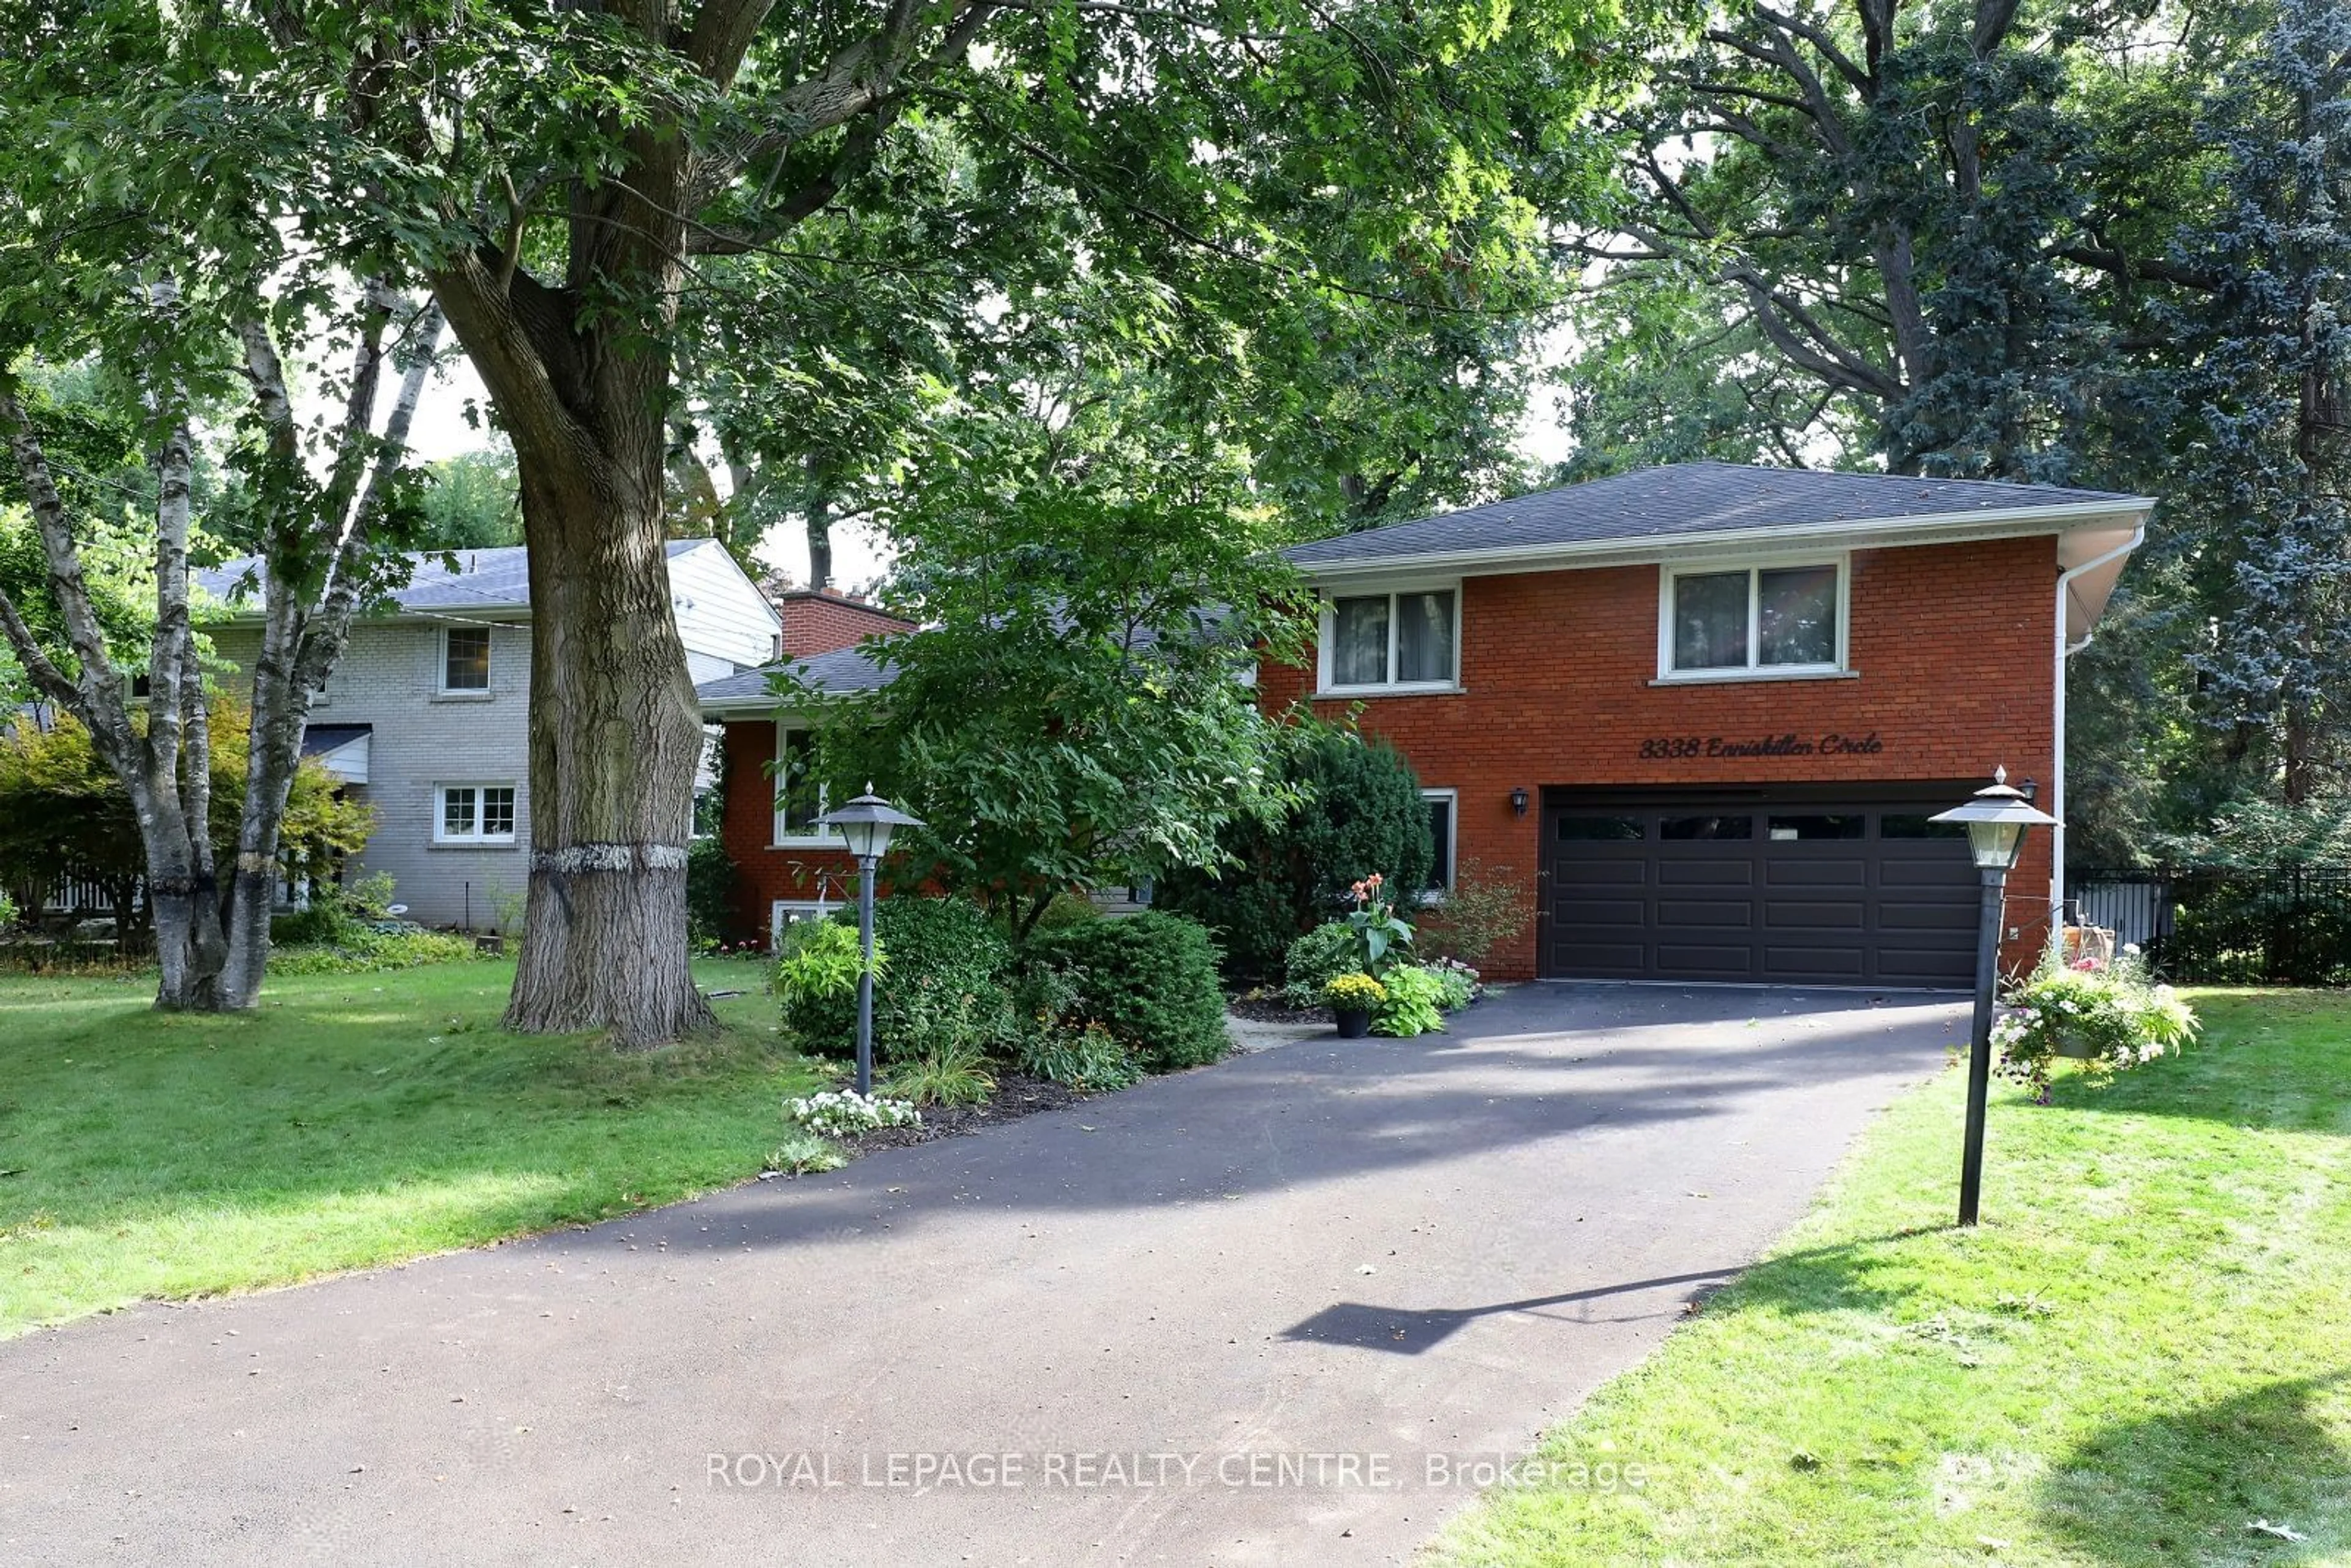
[{"left": 772, "top": 588, "right": 913, "bottom": 659}]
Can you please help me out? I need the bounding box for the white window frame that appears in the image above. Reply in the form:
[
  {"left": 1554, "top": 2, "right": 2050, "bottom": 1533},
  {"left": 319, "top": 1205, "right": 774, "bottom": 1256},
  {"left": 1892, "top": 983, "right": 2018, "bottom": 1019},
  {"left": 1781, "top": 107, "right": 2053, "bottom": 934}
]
[
  {"left": 1420, "top": 787, "right": 1458, "bottom": 900},
  {"left": 1316, "top": 580, "right": 1464, "bottom": 696},
  {"left": 1655, "top": 555, "right": 1850, "bottom": 682},
  {"left": 433, "top": 782, "right": 518, "bottom": 846},
  {"left": 771, "top": 724, "right": 841, "bottom": 849},
  {"left": 437, "top": 625, "right": 495, "bottom": 694},
  {"left": 770, "top": 898, "right": 839, "bottom": 950}
]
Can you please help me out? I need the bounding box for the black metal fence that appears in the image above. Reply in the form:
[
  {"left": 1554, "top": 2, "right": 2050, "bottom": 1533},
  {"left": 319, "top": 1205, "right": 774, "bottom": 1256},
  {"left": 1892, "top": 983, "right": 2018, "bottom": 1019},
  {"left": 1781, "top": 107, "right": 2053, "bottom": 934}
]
[{"left": 2070, "top": 867, "right": 2351, "bottom": 986}]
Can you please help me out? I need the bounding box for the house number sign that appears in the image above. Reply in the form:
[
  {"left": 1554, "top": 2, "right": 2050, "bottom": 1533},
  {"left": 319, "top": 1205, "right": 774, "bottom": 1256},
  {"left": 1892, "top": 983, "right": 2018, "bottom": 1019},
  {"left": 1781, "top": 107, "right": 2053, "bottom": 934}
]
[{"left": 1637, "top": 732, "right": 1886, "bottom": 760}]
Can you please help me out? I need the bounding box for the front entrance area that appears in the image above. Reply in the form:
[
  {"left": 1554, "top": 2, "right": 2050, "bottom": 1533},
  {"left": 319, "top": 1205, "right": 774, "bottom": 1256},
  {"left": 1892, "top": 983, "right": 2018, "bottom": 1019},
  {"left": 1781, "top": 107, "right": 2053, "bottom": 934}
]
[{"left": 1542, "top": 783, "right": 1980, "bottom": 987}]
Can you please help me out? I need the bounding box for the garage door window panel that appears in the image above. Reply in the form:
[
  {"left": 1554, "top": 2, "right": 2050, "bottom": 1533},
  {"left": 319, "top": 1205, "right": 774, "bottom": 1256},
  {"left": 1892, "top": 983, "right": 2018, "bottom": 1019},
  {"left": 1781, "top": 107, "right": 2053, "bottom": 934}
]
[
  {"left": 1660, "top": 814, "right": 1753, "bottom": 840},
  {"left": 1769, "top": 814, "right": 1865, "bottom": 841},
  {"left": 1558, "top": 815, "right": 1646, "bottom": 841}
]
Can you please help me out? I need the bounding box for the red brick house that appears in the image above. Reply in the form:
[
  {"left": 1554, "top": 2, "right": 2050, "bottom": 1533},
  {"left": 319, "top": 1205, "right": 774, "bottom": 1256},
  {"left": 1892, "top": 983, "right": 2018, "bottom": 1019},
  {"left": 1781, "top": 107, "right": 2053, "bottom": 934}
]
[
  {"left": 699, "top": 593, "right": 909, "bottom": 941},
  {"left": 698, "top": 463, "right": 2150, "bottom": 985},
  {"left": 1262, "top": 463, "right": 2151, "bottom": 985}
]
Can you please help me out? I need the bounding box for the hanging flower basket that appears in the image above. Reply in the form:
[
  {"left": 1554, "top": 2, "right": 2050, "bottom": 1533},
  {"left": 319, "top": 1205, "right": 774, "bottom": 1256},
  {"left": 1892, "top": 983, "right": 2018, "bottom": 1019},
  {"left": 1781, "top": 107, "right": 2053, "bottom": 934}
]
[
  {"left": 1991, "top": 951, "right": 2199, "bottom": 1097},
  {"left": 2050, "top": 1029, "right": 2101, "bottom": 1060}
]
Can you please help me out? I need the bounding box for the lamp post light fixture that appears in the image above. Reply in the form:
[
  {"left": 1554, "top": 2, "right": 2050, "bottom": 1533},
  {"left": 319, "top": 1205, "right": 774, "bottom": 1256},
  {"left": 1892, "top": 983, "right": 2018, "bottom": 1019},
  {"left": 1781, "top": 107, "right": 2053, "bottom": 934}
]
[
  {"left": 1930, "top": 767, "right": 2058, "bottom": 1227},
  {"left": 814, "top": 784, "right": 926, "bottom": 1096}
]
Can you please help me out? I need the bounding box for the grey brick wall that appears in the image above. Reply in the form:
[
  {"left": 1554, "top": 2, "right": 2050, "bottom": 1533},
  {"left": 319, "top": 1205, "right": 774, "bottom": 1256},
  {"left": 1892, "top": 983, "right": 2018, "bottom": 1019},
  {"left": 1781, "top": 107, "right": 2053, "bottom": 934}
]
[
  {"left": 212, "top": 618, "right": 533, "bottom": 932},
  {"left": 207, "top": 539, "right": 778, "bottom": 933}
]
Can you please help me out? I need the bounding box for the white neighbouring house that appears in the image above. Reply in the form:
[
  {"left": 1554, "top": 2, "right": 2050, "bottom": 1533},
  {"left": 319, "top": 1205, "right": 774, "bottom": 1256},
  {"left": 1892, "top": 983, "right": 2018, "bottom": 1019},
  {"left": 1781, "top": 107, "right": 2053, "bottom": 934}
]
[{"left": 198, "top": 539, "right": 781, "bottom": 932}]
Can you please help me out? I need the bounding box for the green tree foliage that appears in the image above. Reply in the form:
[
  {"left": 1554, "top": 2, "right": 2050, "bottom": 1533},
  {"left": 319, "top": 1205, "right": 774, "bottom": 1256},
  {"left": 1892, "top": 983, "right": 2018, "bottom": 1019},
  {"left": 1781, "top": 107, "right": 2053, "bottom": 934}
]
[
  {"left": 778, "top": 376, "right": 1314, "bottom": 936},
  {"left": 2158, "top": 0, "right": 2351, "bottom": 813},
  {"left": 1158, "top": 726, "right": 1432, "bottom": 978},
  {"left": 0, "top": 707, "right": 375, "bottom": 937},
  {"left": 1556, "top": 0, "right": 2204, "bottom": 483},
  {"left": 0, "top": 0, "right": 1672, "bottom": 1038},
  {"left": 1557, "top": 0, "right": 2349, "bottom": 868},
  {"left": 415, "top": 448, "right": 523, "bottom": 552}
]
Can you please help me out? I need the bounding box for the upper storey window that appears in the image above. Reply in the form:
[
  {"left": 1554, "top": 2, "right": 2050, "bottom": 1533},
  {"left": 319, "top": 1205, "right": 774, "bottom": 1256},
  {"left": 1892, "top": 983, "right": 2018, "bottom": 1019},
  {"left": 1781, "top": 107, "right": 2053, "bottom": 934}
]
[
  {"left": 1661, "top": 561, "right": 1845, "bottom": 679},
  {"left": 441, "top": 626, "right": 493, "bottom": 692},
  {"left": 1321, "top": 587, "right": 1458, "bottom": 693}
]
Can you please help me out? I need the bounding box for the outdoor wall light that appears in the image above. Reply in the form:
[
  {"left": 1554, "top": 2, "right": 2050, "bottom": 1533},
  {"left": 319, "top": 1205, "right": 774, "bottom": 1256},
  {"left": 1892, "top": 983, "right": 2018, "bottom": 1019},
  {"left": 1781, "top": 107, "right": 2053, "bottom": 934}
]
[
  {"left": 815, "top": 784, "right": 926, "bottom": 1095},
  {"left": 1930, "top": 766, "right": 2059, "bottom": 1226},
  {"left": 1510, "top": 787, "right": 1530, "bottom": 817}
]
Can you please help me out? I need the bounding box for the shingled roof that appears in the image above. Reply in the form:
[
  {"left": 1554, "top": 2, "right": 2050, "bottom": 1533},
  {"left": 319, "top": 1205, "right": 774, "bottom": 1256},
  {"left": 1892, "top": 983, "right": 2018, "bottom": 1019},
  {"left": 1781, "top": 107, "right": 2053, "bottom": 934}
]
[
  {"left": 696, "top": 643, "right": 896, "bottom": 711},
  {"left": 1285, "top": 462, "right": 2148, "bottom": 573},
  {"left": 193, "top": 539, "right": 711, "bottom": 615}
]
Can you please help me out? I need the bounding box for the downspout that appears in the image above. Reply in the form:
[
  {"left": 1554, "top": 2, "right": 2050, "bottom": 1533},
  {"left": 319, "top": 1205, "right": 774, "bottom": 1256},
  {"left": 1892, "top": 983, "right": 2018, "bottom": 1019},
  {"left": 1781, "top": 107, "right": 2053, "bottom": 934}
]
[{"left": 2051, "top": 520, "right": 2147, "bottom": 929}]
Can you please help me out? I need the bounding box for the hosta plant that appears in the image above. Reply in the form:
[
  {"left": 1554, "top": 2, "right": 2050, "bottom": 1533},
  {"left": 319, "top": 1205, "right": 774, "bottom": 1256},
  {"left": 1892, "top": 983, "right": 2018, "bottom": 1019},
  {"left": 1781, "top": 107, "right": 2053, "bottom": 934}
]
[
  {"left": 1373, "top": 964, "right": 1450, "bottom": 1037},
  {"left": 1993, "top": 950, "right": 2198, "bottom": 1099}
]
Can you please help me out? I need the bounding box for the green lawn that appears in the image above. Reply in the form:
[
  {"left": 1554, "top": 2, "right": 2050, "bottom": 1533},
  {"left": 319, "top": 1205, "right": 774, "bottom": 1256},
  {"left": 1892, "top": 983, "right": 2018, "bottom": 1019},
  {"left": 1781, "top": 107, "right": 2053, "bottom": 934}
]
[
  {"left": 1433, "top": 991, "right": 2351, "bottom": 1567},
  {"left": 0, "top": 956, "right": 817, "bottom": 1338}
]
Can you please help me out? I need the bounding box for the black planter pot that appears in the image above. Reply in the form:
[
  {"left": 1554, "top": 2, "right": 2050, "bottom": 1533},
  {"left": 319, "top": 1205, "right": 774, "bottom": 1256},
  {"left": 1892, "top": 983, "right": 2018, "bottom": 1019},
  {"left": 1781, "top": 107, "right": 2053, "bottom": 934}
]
[{"left": 1334, "top": 1007, "right": 1373, "bottom": 1039}]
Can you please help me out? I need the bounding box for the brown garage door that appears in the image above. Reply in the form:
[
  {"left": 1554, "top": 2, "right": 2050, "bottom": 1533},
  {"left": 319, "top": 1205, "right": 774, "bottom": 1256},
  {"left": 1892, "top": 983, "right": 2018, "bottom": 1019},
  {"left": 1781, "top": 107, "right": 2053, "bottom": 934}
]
[{"left": 1542, "top": 785, "right": 1980, "bottom": 986}]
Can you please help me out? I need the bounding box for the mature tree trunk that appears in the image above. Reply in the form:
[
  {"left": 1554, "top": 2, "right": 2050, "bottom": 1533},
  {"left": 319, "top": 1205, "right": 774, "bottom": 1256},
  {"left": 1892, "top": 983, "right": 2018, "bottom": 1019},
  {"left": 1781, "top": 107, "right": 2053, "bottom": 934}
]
[
  {"left": 501, "top": 465, "right": 713, "bottom": 1041},
  {"left": 433, "top": 250, "right": 716, "bottom": 1045}
]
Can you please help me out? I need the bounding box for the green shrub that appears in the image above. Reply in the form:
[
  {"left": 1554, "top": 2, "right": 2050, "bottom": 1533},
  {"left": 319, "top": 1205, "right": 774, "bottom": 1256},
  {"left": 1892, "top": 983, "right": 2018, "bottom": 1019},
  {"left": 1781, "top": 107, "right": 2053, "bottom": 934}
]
[
  {"left": 884, "top": 1040, "right": 997, "bottom": 1106},
  {"left": 0, "top": 889, "right": 18, "bottom": 931},
  {"left": 1157, "top": 726, "right": 1433, "bottom": 978},
  {"left": 1373, "top": 964, "right": 1449, "bottom": 1037},
  {"left": 1423, "top": 959, "right": 1477, "bottom": 1011},
  {"left": 270, "top": 903, "right": 351, "bottom": 946},
  {"left": 1016, "top": 1021, "right": 1144, "bottom": 1092},
  {"left": 1417, "top": 858, "right": 1532, "bottom": 966},
  {"left": 1032, "top": 891, "right": 1104, "bottom": 931},
  {"left": 686, "top": 837, "right": 741, "bottom": 947},
  {"left": 1026, "top": 911, "right": 1229, "bottom": 1071},
  {"left": 782, "top": 897, "right": 1019, "bottom": 1063},
  {"left": 775, "top": 919, "right": 877, "bottom": 1011},
  {"left": 269, "top": 927, "right": 484, "bottom": 974},
  {"left": 1279, "top": 921, "right": 1360, "bottom": 1008}
]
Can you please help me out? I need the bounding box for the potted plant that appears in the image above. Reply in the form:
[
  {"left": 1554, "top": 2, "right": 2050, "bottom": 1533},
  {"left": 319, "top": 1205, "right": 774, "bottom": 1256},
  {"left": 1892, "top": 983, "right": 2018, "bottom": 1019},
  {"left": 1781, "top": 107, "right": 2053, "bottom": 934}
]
[
  {"left": 1324, "top": 972, "right": 1386, "bottom": 1038},
  {"left": 1992, "top": 947, "right": 2198, "bottom": 1100}
]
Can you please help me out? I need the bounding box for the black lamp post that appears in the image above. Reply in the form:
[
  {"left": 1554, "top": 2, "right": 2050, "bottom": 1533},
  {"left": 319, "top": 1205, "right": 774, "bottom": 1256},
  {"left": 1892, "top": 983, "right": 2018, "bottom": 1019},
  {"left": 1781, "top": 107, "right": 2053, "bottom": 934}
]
[
  {"left": 814, "top": 785, "right": 925, "bottom": 1095},
  {"left": 1930, "top": 767, "right": 2058, "bottom": 1226}
]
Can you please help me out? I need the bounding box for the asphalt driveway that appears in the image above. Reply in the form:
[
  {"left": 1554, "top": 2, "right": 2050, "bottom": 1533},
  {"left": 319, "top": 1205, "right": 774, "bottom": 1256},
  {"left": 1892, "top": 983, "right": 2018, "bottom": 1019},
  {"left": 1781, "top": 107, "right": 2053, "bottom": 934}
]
[{"left": 1, "top": 983, "right": 1963, "bottom": 1566}]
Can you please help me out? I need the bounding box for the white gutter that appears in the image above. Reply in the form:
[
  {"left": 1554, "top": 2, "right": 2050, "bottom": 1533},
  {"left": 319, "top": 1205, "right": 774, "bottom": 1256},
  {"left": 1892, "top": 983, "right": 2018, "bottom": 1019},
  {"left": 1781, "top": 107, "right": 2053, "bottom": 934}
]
[
  {"left": 1288, "top": 495, "right": 2157, "bottom": 583},
  {"left": 2049, "top": 518, "right": 2148, "bottom": 929}
]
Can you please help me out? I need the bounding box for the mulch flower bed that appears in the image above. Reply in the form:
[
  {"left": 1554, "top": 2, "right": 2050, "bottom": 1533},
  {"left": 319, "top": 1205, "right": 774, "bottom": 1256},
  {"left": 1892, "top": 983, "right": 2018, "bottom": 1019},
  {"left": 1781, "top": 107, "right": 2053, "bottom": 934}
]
[
  {"left": 849, "top": 1073, "right": 1090, "bottom": 1151},
  {"left": 1226, "top": 995, "right": 1326, "bottom": 1025}
]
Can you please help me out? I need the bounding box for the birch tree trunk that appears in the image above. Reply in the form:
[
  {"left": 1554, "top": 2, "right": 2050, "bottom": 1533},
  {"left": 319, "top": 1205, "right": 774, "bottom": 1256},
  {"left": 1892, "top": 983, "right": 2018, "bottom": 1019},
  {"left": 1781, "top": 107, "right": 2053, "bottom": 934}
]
[{"left": 0, "top": 285, "right": 440, "bottom": 1013}]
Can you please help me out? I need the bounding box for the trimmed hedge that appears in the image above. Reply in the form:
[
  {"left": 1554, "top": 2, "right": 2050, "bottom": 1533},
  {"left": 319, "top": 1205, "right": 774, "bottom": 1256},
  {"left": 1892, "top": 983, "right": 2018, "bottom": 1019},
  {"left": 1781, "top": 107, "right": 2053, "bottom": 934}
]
[{"left": 1027, "top": 912, "right": 1229, "bottom": 1071}]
